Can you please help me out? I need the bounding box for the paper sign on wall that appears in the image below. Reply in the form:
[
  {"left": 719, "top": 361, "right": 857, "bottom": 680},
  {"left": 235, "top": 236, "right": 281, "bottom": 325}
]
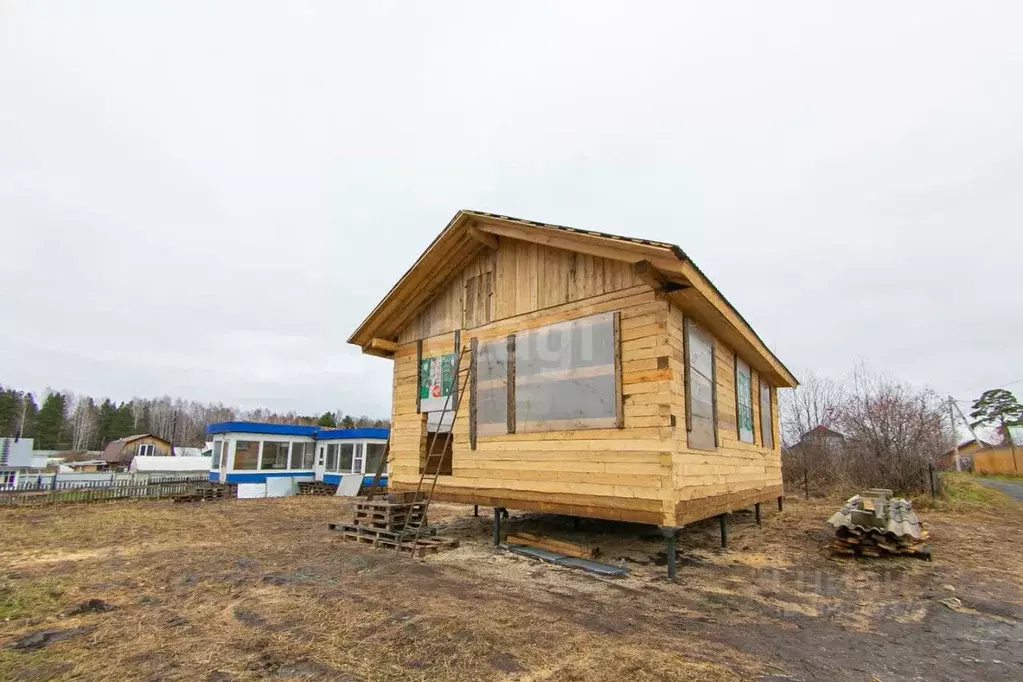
[{"left": 419, "top": 353, "right": 456, "bottom": 412}]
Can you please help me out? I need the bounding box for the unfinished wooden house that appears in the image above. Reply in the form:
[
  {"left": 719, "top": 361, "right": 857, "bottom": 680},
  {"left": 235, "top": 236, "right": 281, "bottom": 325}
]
[{"left": 349, "top": 210, "right": 797, "bottom": 542}]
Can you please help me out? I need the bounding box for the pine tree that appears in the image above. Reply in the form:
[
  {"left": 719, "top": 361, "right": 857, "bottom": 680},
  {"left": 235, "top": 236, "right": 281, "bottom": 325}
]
[
  {"left": 0, "top": 387, "right": 20, "bottom": 437},
  {"left": 317, "top": 411, "right": 337, "bottom": 427},
  {"left": 971, "top": 388, "right": 1023, "bottom": 474},
  {"left": 35, "top": 392, "right": 69, "bottom": 449},
  {"left": 22, "top": 394, "right": 38, "bottom": 439}
]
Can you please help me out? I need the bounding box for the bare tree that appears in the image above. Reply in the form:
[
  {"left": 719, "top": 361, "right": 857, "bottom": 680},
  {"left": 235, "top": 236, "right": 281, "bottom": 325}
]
[
  {"left": 780, "top": 370, "right": 845, "bottom": 447},
  {"left": 69, "top": 395, "right": 97, "bottom": 451},
  {"left": 835, "top": 364, "right": 953, "bottom": 493}
]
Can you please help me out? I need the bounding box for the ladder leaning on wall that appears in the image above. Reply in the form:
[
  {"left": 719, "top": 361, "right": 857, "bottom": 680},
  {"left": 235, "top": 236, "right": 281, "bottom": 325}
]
[{"left": 393, "top": 343, "right": 474, "bottom": 555}]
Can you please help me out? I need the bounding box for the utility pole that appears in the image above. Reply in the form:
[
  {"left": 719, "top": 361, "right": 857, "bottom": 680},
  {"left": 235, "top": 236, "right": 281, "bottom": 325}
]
[
  {"left": 948, "top": 397, "right": 961, "bottom": 471},
  {"left": 951, "top": 398, "right": 984, "bottom": 447}
]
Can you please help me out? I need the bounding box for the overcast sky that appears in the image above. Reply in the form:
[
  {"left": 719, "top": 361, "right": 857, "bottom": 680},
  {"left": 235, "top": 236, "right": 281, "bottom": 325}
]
[{"left": 1, "top": 2, "right": 1020, "bottom": 419}]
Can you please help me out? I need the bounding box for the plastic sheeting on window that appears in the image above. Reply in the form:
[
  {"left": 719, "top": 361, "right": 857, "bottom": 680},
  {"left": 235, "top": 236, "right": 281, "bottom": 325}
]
[
  {"left": 736, "top": 358, "right": 755, "bottom": 443},
  {"left": 514, "top": 312, "right": 618, "bottom": 432},
  {"left": 760, "top": 380, "right": 774, "bottom": 449},
  {"left": 686, "top": 321, "right": 717, "bottom": 451},
  {"left": 475, "top": 338, "right": 509, "bottom": 435}
]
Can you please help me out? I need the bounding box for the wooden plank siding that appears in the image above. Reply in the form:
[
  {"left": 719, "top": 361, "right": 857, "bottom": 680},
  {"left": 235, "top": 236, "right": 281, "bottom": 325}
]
[
  {"left": 398, "top": 240, "right": 641, "bottom": 344},
  {"left": 387, "top": 235, "right": 783, "bottom": 528},
  {"left": 667, "top": 304, "right": 783, "bottom": 524}
]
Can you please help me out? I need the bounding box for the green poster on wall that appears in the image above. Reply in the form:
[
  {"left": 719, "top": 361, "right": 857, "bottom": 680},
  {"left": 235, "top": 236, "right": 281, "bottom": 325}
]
[
  {"left": 419, "top": 353, "right": 456, "bottom": 410},
  {"left": 736, "top": 358, "right": 755, "bottom": 443}
]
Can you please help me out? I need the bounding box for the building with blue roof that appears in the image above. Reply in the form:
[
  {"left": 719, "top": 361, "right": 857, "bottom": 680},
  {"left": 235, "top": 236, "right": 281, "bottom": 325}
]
[{"left": 206, "top": 422, "right": 388, "bottom": 486}]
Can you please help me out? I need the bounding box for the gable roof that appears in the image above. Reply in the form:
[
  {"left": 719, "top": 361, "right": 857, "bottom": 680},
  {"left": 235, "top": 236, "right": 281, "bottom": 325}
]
[
  {"left": 349, "top": 210, "right": 798, "bottom": 388},
  {"left": 100, "top": 433, "right": 170, "bottom": 463}
]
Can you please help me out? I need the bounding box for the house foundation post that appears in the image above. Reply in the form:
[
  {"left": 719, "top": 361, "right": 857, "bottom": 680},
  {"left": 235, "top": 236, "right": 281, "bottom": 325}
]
[
  {"left": 777, "top": 496, "right": 784, "bottom": 512},
  {"left": 492, "top": 507, "right": 503, "bottom": 546},
  {"left": 719, "top": 514, "right": 729, "bottom": 549},
  {"left": 754, "top": 502, "right": 761, "bottom": 526},
  {"left": 660, "top": 526, "right": 681, "bottom": 580}
]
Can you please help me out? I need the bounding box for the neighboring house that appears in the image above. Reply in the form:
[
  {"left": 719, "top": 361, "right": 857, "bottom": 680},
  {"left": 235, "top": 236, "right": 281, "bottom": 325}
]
[
  {"left": 348, "top": 210, "right": 797, "bottom": 531},
  {"left": 61, "top": 459, "right": 110, "bottom": 473},
  {"left": 796, "top": 426, "right": 846, "bottom": 454},
  {"left": 101, "top": 434, "right": 172, "bottom": 467},
  {"left": 206, "top": 422, "right": 389, "bottom": 485},
  {"left": 936, "top": 438, "right": 996, "bottom": 470},
  {"left": 0, "top": 438, "right": 48, "bottom": 488}
]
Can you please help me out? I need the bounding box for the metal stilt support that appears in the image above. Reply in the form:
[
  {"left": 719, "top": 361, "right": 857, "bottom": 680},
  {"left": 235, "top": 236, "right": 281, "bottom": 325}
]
[
  {"left": 777, "top": 496, "right": 784, "bottom": 512},
  {"left": 719, "top": 514, "right": 728, "bottom": 549},
  {"left": 473, "top": 505, "right": 478, "bottom": 517},
  {"left": 754, "top": 502, "right": 761, "bottom": 526},
  {"left": 493, "top": 507, "right": 502, "bottom": 546},
  {"left": 660, "top": 527, "right": 680, "bottom": 579}
]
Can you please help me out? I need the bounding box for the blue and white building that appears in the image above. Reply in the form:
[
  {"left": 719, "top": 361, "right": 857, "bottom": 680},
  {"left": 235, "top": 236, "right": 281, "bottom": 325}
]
[{"left": 206, "top": 422, "right": 389, "bottom": 486}]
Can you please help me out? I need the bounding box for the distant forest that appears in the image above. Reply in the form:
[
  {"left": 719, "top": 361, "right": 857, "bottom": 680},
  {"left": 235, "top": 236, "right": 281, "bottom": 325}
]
[{"left": 0, "top": 383, "right": 389, "bottom": 451}]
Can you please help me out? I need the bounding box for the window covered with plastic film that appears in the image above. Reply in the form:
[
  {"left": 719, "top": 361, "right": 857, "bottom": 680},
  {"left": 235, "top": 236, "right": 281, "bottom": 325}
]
[
  {"left": 475, "top": 338, "right": 509, "bottom": 436},
  {"left": 685, "top": 320, "right": 717, "bottom": 451},
  {"left": 760, "top": 379, "right": 774, "bottom": 449},
  {"left": 514, "top": 312, "right": 619, "bottom": 432}
]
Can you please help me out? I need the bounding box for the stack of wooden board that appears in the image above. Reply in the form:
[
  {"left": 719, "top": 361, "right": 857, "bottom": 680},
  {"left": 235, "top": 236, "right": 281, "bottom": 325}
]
[
  {"left": 506, "top": 532, "right": 600, "bottom": 559},
  {"left": 328, "top": 496, "right": 459, "bottom": 557}
]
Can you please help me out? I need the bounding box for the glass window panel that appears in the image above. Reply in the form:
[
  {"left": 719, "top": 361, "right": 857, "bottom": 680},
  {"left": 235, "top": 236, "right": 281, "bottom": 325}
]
[
  {"left": 760, "top": 380, "right": 774, "bottom": 449},
  {"left": 339, "top": 443, "right": 354, "bottom": 472},
  {"left": 736, "top": 359, "right": 754, "bottom": 443},
  {"left": 326, "top": 444, "right": 339, "bottom": 471},
  {"left": 260, "top": 441, "right": 290, "bottom": 470},
  {"left": 353, "top": 443, "right": 364, "bottom": 473},
  {"left": 294, "top": 442, "right": 315, "bottom": 469},
  {"left": 365, "top": 443, "right": 386, "bottom": 476},
  {"left": 212, "top": 441, "right": 222, "bottom": 468},
  {"left": 234, "top": 440, "right": 259, "bottom": 470}
]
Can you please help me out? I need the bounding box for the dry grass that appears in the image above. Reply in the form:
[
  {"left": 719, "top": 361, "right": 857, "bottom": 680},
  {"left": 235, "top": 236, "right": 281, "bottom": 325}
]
[{"left": 1, "top": 493, "right": 1021, "bottom": 681}]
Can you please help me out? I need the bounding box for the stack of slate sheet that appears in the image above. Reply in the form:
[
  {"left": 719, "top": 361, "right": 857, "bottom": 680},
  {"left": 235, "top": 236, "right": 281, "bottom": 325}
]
[{"left": 827, "top": 489, "right": 931, "bottom": 559}]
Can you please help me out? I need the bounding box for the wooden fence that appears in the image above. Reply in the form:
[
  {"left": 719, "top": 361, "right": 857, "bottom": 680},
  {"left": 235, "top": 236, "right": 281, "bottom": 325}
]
[
  {"left": 0, "top": 475, "right": 223, "bottom": 507},
  {"left": 973, "top": 447, "right": 1021, "bottom": 476}
]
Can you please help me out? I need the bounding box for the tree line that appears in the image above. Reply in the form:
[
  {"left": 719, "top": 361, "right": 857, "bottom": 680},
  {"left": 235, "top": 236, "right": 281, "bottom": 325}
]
[
  {"left": 0, "top": 383, "right": 389, "bottom": 451},
  {"left": 779, "top": 363, "right": 1022, "bottom": 494}
]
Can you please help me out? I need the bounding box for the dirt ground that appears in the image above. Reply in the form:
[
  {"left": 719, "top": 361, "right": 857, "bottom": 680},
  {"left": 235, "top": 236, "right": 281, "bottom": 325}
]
[{"left": 1, "top": 490, "right": 1021, "bottom": 681}]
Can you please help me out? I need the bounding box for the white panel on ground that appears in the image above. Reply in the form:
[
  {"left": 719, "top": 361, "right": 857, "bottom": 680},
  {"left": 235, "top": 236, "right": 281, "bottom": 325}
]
[
  {"left": 265, "top": 477, "right": 297, "bottom": 498},
  {"left": 237, "top": 483, "right": 267, "bottom": 499},
  {"left": 335, "top": 474, "right": 363, "bottom": 497}
]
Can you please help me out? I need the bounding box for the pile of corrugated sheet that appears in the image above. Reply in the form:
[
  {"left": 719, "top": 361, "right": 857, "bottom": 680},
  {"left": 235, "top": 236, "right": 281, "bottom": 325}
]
[{"left": 827, "top": 488, "right": 931, "bottom": 560}]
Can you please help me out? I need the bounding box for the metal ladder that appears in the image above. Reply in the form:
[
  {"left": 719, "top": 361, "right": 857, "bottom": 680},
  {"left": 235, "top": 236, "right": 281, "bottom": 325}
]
[{"left": 395, "top": 344, "right": 473, "bottom": 555}]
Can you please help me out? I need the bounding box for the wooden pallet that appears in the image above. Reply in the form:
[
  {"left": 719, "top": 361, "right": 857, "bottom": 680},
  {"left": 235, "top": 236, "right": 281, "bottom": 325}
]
[
  {"left": 297, "top": 482, "right": 339, "bottom": 496},
  {"left": 172, "top": 484, "right": 237, "bottom": 503},
  {"left": 328, "top": 523, "right": 457, "bottom": 557}
]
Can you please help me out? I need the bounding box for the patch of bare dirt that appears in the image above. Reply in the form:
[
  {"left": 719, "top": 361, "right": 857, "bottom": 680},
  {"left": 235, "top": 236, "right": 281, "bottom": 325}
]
[{"left": 0, "top": 495, "right": 1020, "bottom": 681}]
